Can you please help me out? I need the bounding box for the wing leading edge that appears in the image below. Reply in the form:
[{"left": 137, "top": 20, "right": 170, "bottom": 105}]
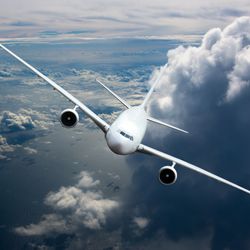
[
  {"left": 138, "top": 143, "right": 250, "bottom": 195},
  {"left": 0, "top": 44, "right": 109, "bottom": 132}
]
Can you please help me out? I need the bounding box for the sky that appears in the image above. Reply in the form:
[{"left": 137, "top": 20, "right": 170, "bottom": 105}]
[
  {"left": 1, "top": 1, "right": 250, "bottom": 250},
  {"left": 0, "top": 0, "right": 250, "bottom": 40}
]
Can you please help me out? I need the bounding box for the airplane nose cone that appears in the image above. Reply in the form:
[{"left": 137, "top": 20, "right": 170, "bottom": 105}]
[{"left": 106, "top": 130, "right": 131, "bottom": 155}]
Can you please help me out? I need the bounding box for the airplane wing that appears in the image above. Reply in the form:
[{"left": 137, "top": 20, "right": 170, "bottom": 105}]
[
  {"left": 147, "top": 117, "right": 189, "bottom": 134},
  {"left": 137, "top": 143, "right": 250, "bottom": 195},
  {"left": 96, "top": 78, "right": 131, "bottom": 108},
  {"left": 0, "top": 44, "right": 109, "bottom": 133}
]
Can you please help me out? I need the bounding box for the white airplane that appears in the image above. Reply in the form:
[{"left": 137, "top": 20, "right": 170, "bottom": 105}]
[{"left": 1, "top": 43, "right": 250, "bottom": 195}]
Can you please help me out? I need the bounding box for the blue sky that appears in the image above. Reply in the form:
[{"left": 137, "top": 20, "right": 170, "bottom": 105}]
[{"left": 0, "top": 0, "right": 250, "bottom": 40}]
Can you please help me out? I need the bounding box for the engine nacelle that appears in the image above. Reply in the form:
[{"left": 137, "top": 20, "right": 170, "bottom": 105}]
[
  {"left": 159, "top": 166, "right": 177, "bottom": 185},
  {"left": 60, "top": 109, "right": 79, "bottom": 128}
]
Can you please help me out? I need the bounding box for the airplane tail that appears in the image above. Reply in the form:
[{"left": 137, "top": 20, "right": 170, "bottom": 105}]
[
  {"left": 96, "top": 63, "right": 168, "bottom": 111},
  {"left": 96, "top": 77, "right": 188, "bottom": 134},
  {"left": 141, "top": 64, "right": 168, "bottom": 109}
]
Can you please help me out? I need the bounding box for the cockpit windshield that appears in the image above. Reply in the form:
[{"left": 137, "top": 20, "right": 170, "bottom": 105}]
[{"left": 118, "top": 130, "right": 134, "bottom": 141}]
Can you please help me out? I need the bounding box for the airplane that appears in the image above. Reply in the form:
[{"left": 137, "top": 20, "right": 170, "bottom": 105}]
[{"left": 1, "top": 43, "right": 250, "bottom": 195}]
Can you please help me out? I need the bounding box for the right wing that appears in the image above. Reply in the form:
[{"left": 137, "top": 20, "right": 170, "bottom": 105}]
[
  {"left": 0, "top": 44, "right": 109, "bottom": 133},
  {"left": 138, "top": 143, "right": 250, "bottom": 195}
]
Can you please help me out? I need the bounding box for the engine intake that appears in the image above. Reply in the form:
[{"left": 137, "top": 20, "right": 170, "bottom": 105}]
[
  {"left": 60, "top": 109, "right": 79, "bottom": 128},
  {"left": 159, "top": 166, "right": 177, "bottom": 185}
]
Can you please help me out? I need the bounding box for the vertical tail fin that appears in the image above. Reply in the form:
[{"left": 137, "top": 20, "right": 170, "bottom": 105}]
[{"left": 141, "top": 64, "right": 168, "bottom": 109}]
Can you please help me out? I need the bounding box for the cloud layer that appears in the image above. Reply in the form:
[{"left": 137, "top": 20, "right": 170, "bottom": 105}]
[{"left": 0, "top": 0, "right": 250, "bottom": 39}]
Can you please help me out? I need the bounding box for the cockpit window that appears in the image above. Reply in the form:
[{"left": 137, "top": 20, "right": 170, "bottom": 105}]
[{"left": 118, "top": 130, "right": 134, "bottom": 141}]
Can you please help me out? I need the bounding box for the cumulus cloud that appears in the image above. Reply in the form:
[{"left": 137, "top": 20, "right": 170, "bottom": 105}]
[
  {"left": 15, "top": 171, "right": 119, "bottom": 236},
  {"left": 23, "top": 146, "right": 38, "bottom": 155},
  {"left": 0, "top": 108, "right": 53, "bottom": 133},
  {"left": 133, "top": 217, "right": 150, "bottom": 229},
  {"left": 0, "top": 111, "right": 36, "bottom": 132},
  {"left": 149, "top": 16, "right": 250, "bottom": 112},
  {"left": 0, "top": 135, "right": 15, "bottom": 154},
  {"left": 45, "top": 180, "right": 119, "bottom": 230},
  {"left": 76, "top": 171, "right": 100, "bottom": 188},
  {"left": 14, "top": 214, "right": 68, "bottom": 236},
  {"left": 0, "top": 108, "right": 53, "bottom": 158},
  {"left": 227, "top": 45, "right": 250, "bottom": 100}
]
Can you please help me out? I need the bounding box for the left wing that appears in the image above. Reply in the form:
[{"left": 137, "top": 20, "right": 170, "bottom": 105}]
[
  {"left": 96, "top": 78, "right": 131, "bottom": 108},
  {"left": 138, "top": 143, "right": 250, "bottom": 195},
  {"left": 0, "top": 44, "right": 109, "bottom": 132}
]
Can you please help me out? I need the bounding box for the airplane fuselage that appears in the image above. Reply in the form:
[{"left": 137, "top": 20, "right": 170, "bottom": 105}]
[{"left": 106, "top": 105, "right": 147, "bottom": 155}]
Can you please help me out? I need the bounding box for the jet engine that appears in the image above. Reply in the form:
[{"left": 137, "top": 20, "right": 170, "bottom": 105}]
[
  {"left": 159, "top": 166, "right": 177, "bottom": 185},
  {"left": 60, "top": 108, "right": 79, "bottom": 128}
]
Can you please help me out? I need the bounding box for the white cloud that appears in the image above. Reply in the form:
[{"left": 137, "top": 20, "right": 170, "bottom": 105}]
[
  {"left": 45, "top": 181, "right": 119, "bottom": 230},
  {"left": 0, "top": 0, "right": 249, "bottom": 39},
  {"left": 0, "top": 109, "right": 52, "bottom": 132},
  {"left": 223, "top": 16, "right": 250, "bottom": 37},
  {"left": 0, "top": 135, "right": 15, "bottom": 155},
  {"left": 0, "top": 111, "right": 36, "bottom": 132},
  {"left": 149, "top": 16, "right": 250, "bottom": 113},
  {"left": 227, "top": 45, "right": 250, "bottom": 100},
  {"left": 133, "top": 217, "right": 150, "bottom": 229},
  {"left": 77, "top": 171, "right": 100, "bottom": 188},
  {"left": 15, "top": 171, "right": 119, "bottom": 236},
  {"left": 23, "top": 146, "right": 38, "bottom": 154},
  {"left": 0, "top": 154, "right": 7, "bottom": 160},
  {"left": 0, "top": 135, "right": 7, "bottom": 145},
  {"left": 0, "top": 108, "right": 52, "bottom": 158},
  {"left": 14, "top": 214, "right": 68, "bottom": 236}
]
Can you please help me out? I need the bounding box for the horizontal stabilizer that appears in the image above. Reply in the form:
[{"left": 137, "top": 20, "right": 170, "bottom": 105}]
[
  {"left": 96, "top": 78, "right": 131, "bottom": 109},
  {"left": 147, "top": 117, "right": 189, "bottom": 134}
]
